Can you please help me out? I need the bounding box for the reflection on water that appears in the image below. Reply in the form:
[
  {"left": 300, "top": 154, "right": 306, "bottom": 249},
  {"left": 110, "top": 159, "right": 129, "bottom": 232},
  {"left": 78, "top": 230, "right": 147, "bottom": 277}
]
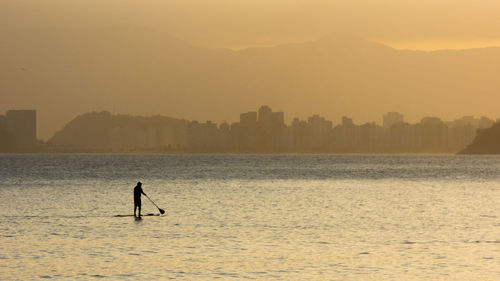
[{"left": 0, "top": 154, "right": 499, "bottom": 280}]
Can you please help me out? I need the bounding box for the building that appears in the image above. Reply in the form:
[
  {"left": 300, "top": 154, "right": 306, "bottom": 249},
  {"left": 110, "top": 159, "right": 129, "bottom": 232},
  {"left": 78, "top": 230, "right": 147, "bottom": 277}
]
[
  {"left": 419, "top": 117, "right": 448, "bottom": 151},
  {"left": 308, "top": 115, "right": 332, "bottom": 149},
  {"left": 187, "top": 121, "right": 219, "bottom": 151},
  {"left": 5, "top": 110, "right": 37, "bottom": 150},
  {"left": 383, "top": 112, "right": 404, "bottom": 128},
  {"left": 257, "top": 106, "right": 286, "bottom": 151},
  {"left": 240, "top": 112, "right": 257, "bottom": 126},
  {"left": 341, "top": 116, "right": 357, "bottom": 150},
  {"left": 257, "top": 106, "right": 273, "bottom": 126},
  {"left": 239, "top": 112, "right": 258, "bottom": 150},
  {"left": 291, "top": 118, "right": 309, "bottom": 151}
]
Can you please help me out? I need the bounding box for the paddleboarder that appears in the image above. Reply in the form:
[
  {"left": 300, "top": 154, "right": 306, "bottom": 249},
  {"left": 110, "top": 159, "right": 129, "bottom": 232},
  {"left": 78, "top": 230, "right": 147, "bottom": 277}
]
[{"left": 134, "top": 181, "right": 146, "bottom": 217}]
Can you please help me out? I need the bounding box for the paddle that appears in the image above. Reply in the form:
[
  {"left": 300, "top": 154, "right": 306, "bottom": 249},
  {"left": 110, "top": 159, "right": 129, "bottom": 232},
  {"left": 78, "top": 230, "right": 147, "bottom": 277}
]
[{"left": 144, "top": 194, "right": 165, "bottom": 214}]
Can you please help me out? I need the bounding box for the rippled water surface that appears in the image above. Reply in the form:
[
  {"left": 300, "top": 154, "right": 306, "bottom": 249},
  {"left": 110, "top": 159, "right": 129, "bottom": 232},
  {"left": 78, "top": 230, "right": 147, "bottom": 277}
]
[{"left": 0, "top": 154, "right": 499, "bottom": 280}]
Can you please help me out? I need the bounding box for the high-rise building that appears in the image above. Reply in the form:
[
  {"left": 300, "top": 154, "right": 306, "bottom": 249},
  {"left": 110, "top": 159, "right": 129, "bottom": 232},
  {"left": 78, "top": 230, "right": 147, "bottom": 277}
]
[
  {"left": 187, "top": 121, "right": 218, "bottom": 150},
  {"left": 308, "top": 115, "right": 332, "bottom": 149},
  {"left": 420, "top": 117, "right": 447, "bottom": 151},
  {"left": 342, "top": 116, "right": 353, "bottom": 127},
  {"left": 272, "top": 112, "right": 284, "bottom": 126},
  {"left": 258, "top": 105, "right": 273, "bottom": 126},
  {"left": 291, "top": 118, "right": 309, "bottom": 150},
  {"left": 5, "top": 110, "right": 37, "bottom": 150},
  {"left": 383, "top": 112, "right": 404, "bottom": 128},
  {"left": 240, "top": 112, "right": 257, "bottom": 126}
]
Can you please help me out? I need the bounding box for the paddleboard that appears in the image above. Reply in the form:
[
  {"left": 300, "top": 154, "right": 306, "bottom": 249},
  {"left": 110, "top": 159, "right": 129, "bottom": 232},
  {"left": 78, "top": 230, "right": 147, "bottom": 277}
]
[{"left": 114, "top": 213, "right": 160, "bottom": 217}]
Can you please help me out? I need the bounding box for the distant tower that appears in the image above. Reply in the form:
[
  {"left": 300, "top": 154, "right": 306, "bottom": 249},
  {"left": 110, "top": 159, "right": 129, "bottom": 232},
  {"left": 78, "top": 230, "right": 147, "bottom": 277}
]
[
  {"left": 272, "top": 112, "right": 284, "bottom": 126},
  {"left": 6, "top": 110, "right": 37, "bottom": 150},
  {"left": 258, "top": 105, "right": 273, "bottom": 126},
  {"left": 342, "top": 116, "right": 353, "bottom": 127},
  {"left": 257, "top": 105, "right": 284, "bottom": 127},
  {"left": 240, "top": 112, "right": 257, "bottom": 126},
  {"left": 383, "top": 112, "right": 404, "bottom": 128}
]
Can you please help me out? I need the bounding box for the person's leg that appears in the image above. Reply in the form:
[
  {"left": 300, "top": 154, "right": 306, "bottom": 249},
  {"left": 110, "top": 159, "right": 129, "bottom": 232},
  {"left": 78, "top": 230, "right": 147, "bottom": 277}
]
[
  {"left": 134, "top": 204, "right": 137, "bottom": 217},
  {"left": 138, "top": 201, "right": 142, "bottom": 217}
]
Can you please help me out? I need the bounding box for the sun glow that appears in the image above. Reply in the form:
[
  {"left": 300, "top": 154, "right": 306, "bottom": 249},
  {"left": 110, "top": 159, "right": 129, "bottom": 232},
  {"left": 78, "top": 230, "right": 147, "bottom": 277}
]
[{"left": 375, "top": 40, "right": 500, "bottom": 51}]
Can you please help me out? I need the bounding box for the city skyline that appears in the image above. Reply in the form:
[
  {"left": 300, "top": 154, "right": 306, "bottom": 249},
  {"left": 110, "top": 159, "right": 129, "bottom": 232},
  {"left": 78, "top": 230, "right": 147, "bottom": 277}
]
[
  {"left": 14, "top": 105, "right": 491, "bottom": 154},
  {"left": 2, "top": 103, "right": 499, "bottom": 142},
  {"left": 3, "top": 1, "right": 500, "bottom": 141},
  {"left": 3, "top": 32, "right": 500, "bottom": 141},
  {"left": 2, "top": 106, "right": 498, "bottom": 144}
]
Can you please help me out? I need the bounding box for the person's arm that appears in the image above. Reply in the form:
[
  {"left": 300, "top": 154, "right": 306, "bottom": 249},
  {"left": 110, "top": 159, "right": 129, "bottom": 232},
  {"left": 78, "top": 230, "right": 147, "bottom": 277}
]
[{"left": 142, "top": 188, "right": 146, "bottom": 196}]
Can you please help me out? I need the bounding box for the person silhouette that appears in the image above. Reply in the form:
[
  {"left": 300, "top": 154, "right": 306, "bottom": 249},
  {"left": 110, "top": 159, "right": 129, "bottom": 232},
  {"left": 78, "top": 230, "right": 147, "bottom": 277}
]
[{"left": 134, "top": 181, "right": 146, "bottom": 217}]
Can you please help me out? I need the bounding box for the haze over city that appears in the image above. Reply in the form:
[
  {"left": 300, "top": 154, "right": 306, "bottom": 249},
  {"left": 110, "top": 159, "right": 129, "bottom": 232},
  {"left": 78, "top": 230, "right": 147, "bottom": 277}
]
[
  {"left": 2, "top": 2, "right": 500, "bottom": 280},
  {"left": 2, "top": 0, "right": 500, "bottom": 140}
]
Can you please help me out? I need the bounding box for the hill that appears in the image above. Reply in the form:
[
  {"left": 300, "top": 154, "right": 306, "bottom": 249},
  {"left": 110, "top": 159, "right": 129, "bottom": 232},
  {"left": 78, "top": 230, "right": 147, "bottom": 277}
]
[
  {"left": 459, "top": 123, "right": 500, "bottom": 154},
  {"left": 49, "top": 111, "right": 188, "bottom": 152}
]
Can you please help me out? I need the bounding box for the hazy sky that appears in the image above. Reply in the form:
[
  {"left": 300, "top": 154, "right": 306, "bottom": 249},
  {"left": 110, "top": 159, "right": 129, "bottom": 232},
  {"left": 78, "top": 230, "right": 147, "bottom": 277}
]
[
  {"left": 2, "top": 0, "right": 500, "bottom": 140},
  {"left": 2, "top": 0, "right": 500, "bottom": 49}
]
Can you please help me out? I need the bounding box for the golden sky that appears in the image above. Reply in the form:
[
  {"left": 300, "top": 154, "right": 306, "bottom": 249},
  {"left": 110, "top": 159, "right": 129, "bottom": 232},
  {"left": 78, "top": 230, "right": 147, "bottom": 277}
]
[
  {"left": 2, "top": 0, "right": 500, "bottom": 50},
  {"left": 2, "top": 0, "right": 500, "bottom": 139}
]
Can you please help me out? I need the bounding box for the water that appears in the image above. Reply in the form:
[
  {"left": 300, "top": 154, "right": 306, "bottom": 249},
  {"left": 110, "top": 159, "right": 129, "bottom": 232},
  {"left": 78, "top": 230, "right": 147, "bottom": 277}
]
[{"left": 0, "top": 154, "right": 499, "bottom": 280}]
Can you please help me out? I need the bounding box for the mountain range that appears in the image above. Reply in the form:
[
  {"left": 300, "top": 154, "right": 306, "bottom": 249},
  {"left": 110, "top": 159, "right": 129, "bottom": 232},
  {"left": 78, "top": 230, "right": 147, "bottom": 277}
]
[{"left": 1, "top": 28, "right": 499, "bottom": 139}]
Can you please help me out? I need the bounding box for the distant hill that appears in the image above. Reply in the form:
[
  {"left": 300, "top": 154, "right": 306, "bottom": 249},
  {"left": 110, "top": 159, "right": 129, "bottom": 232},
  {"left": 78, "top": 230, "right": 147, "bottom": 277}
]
[
  {"left": 2, "top": 28, "right": 500, "bottom": 139},
  {"left": 49, "top": 111, "right": 188, "bottom": 151},
  {"left": 459, "top": 123, "right": 500, "bottom": 154}
]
